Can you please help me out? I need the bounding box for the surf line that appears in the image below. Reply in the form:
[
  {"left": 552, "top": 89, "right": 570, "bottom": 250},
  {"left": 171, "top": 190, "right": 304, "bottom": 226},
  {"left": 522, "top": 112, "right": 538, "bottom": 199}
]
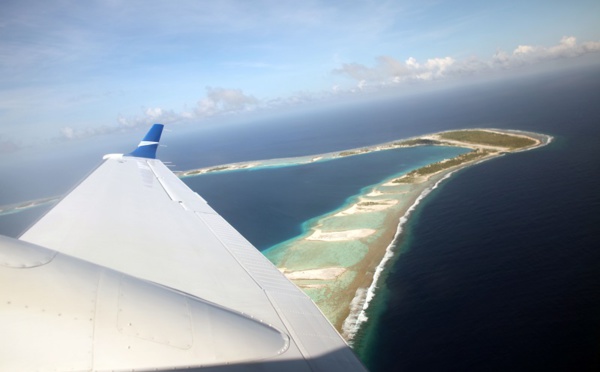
[{"left": 342, "top": 170, "right": 457, "bottom": 342}]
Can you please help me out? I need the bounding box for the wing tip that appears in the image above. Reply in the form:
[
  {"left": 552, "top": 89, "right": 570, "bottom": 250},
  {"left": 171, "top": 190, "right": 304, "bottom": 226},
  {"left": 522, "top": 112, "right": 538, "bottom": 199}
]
[{"left": 126, "top": 123, "right": 165, "bottom": 159}]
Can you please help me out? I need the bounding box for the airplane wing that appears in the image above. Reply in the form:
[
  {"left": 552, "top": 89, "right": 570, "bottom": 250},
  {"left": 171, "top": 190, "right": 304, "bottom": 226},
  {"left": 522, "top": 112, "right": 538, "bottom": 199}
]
[{"left": 0, "top": 124, "right": 367, "bottom": 371}]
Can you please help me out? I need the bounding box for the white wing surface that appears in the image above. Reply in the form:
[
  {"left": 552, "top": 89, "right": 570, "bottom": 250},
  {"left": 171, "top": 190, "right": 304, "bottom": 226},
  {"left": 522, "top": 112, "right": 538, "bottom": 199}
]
[{"left": 1, "top": 124, "right": 366, "bottom": 371}]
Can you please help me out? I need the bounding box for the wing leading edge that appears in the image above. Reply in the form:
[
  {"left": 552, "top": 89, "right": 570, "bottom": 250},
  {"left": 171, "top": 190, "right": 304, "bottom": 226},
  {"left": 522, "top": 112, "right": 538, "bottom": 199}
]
[{"left": 1, "top": 124, "right": 367, "bottom": 371}]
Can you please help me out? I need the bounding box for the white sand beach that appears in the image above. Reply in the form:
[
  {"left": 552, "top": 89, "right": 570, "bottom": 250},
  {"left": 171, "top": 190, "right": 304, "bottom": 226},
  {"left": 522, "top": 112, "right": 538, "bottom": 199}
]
[{"left": 306, "top": 228, "right": 376, "bottom": 241}]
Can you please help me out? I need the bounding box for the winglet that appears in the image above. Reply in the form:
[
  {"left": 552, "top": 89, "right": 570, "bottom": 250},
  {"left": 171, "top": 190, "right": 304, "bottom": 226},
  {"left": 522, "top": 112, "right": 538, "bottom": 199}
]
[{"left": 126, "top": 124, "right": 164, "bottom": 159}]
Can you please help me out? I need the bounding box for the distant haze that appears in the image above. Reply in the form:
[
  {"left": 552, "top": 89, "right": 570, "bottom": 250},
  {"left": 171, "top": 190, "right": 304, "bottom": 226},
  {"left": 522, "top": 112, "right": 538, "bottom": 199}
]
[{"left": 0, "top": 0, "right": 599, "bottom": 148}]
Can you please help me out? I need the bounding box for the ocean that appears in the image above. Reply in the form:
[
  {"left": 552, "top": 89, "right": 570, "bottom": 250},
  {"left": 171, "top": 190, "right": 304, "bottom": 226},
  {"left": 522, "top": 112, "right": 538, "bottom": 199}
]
[
  {"left": 350, "top": 66, "right": 600, "bottom": 371},
  {"left": 1, "top": 63, "right": 599, "bottom": 371},
  {"left": 182, "top": 64, "right": 600, "bottom": 371}
]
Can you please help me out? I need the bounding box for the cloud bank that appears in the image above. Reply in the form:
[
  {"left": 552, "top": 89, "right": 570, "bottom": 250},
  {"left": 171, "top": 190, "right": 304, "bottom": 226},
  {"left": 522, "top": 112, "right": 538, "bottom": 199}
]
[
  {"left": 334, "top": 36, "right": 600, "bottom": 88},
  {"left": 196, "top": 87, "right": 259, "bottom": 116},
  {"left": 59, "top": 36, "right": 599, "bottom": 141},
  {"left": 0, "top": 137, "right": 21, "bottom": 154},
  {"left": 60, "top": 87, "right": 260, "bottom": 140}
]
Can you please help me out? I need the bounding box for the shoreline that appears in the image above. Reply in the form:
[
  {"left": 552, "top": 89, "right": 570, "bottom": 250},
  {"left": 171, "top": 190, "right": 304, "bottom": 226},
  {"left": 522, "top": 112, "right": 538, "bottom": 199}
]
[
  {"left": 175, "top": 128, "right": 546, "bottom": 178},
  {"left": 342, "top": 169, "right": 456, "bottom": 340},
  {"left": 262, "top": 128, "right": 552, "bottom": 341}
]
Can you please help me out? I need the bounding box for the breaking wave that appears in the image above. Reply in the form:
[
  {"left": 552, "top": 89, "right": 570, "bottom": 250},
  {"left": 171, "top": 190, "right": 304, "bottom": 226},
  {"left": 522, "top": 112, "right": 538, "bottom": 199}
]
[{"left": 342, "top": 170, "right": 457, "bottom": 342}]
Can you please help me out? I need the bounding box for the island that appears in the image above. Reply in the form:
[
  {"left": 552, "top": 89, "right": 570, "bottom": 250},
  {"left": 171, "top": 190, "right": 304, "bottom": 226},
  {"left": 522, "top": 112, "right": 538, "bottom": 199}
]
[{"left": 181, "top": 128, "right": 551, "bottom": 342}]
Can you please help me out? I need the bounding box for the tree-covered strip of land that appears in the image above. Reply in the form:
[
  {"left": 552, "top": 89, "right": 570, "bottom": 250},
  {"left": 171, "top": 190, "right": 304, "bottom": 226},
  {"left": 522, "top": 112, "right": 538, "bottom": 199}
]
[
  {"left": 394, "top": 138, "right": 442, "bottom": 147},
  {"left": 339, "top": 149, "right": 369, "bottom": 157},
  {"left": 438, "top": 130, "right": 536, "bottom": 149},
  {"left": 394, "top": 149, "right": 492, "bottom": 183}
]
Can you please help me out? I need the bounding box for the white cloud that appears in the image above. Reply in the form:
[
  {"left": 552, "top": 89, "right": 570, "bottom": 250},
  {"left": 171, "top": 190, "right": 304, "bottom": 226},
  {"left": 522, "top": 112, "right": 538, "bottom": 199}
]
[
  {"left": 334, "top": 54, "right": 457, "bottom": 86},
  {"left": 58, "top": 107, "right": 182, "bottom": 141},
  {"left": 59, "top": 87, "right": 260, "bottom": 140},
  {"left": 116, "top": 107, "right": 180, "bottom": 129},
  {"left": 58, "top": 124, "right": 119, "bottom": 141},
  {"left": 515, "top": 36, "right": 600, "bottom": 61},
  {"left": 0, "top": 137, "right": 20, "bottom": 154},
  {"left": 335, "top": 36, "right": 600, "bottom": 87},
  {"left": 490, "top": 36, "right": 600, "bottom": 70},
  {"left": 60, "top": 126, "right": 76, "bottom": 140},
  {"left": 196, "top": 87, "right": 259, "bottom": 117},
  {"left": 513, "top": 45, "right": 535, "bottom": 55},
  {"left": 57, "top": 36, "right": 600, "bottom": 142}
]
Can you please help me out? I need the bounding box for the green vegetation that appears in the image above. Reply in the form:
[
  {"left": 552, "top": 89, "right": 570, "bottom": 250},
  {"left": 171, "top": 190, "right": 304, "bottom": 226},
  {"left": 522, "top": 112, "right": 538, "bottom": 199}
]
[
  {"left": 339, "top": 149, "right": 369, "bottom": 157},
  {"left": 439, "top": 130, "right": 536, "bottom": 149},
  {"left": 395, "top": 138, "right": 441, "bottom": 147},
  {"left": 185, "top": 170, "right": 203, "bottom": 175},
  {"left": 358, "top": 201, "right": 387, "bottom": 206},
  {"left": 206, "top": 166, "right": 230, "bottom": 173},
  {"left": 394, "top": 149, "right": 493, "bottom": 183}
]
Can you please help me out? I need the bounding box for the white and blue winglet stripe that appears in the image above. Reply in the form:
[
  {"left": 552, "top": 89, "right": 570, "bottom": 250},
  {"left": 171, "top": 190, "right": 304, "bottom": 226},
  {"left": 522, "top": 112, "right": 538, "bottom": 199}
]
[{"left": 127, "top": 124, "right": 164, "bottom": 159}]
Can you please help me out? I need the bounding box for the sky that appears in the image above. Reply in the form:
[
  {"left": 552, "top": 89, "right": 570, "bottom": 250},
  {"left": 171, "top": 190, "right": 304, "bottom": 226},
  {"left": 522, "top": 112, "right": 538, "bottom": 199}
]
[{"left": 1, "top": 0, "right": 599, "bottom": 152}]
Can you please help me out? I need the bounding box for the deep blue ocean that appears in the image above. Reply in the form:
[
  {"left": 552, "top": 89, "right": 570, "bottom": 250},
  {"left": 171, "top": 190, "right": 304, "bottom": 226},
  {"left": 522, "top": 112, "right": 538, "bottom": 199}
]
[
  {"left": 350, "top": 66, "right": 600, "bottom": 371},
  {"left": 1, "top": 64, "right": 599, "bottom": 371},
  {"left": 175, "top": 65, "right": 600, "bottom": 371}
]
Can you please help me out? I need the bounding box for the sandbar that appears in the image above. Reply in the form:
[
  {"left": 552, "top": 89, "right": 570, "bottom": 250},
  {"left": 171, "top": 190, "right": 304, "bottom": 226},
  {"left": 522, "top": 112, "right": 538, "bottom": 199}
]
[
  {"left": 306, "top": 228, "right": 376, "bottom": 241},
  {"left": 283, "top": 267, "right": 346, "bottom": 280}
]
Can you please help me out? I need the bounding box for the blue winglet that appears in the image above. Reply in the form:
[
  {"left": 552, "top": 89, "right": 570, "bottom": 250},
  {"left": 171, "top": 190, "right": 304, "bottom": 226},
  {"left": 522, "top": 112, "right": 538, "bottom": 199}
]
[{"left": 127, "top": 124, "right": 164, "bottom": 159}]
